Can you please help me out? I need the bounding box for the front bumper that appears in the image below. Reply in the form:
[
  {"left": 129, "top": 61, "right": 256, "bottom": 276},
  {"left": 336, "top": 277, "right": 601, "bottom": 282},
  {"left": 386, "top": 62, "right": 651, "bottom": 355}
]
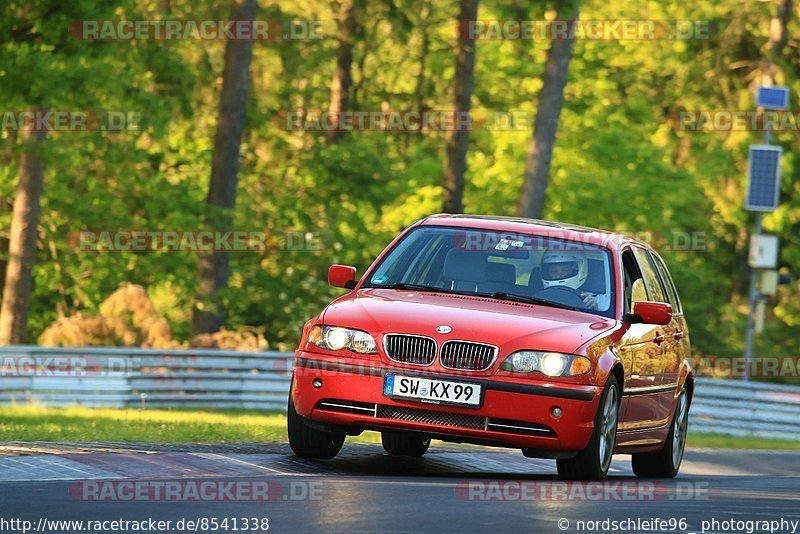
[{"left": 292, "top": 352, "right": 603, "bottom": 451}]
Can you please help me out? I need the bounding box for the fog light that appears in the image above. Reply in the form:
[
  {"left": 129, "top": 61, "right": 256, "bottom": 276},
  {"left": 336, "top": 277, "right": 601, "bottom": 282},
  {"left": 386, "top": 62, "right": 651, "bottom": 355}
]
[
  {"left": 312, "top": 378, "right": 323, "bottom": 389},
  {"left": 551, "top": 406, "right": 563, "bottom": 418}
]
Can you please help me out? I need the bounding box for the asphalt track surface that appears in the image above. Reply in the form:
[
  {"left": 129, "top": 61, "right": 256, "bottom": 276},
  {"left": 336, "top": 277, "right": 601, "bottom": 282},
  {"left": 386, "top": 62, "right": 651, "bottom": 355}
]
[{"left": 0, "top": 441, "right": 798, "bottom": 534}]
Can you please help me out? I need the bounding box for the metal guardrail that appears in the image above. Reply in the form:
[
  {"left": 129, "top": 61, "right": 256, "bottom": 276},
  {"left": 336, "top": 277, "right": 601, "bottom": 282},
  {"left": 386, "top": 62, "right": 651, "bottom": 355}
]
[
  {"left": 0, "top": 346, "right": 293, "bottom": 410},
  {"left": 1, "top": 346, "right": 798, "bottom": 440},
  {"left": 690, "top": 377, "right": 800, "bottom": 441}
]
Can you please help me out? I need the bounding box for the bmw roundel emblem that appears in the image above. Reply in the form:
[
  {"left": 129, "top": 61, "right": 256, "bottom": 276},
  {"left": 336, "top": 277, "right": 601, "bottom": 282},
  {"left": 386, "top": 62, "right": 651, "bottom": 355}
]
[{"left": 436, "top": 325, "right": 452, "bottom": 334}]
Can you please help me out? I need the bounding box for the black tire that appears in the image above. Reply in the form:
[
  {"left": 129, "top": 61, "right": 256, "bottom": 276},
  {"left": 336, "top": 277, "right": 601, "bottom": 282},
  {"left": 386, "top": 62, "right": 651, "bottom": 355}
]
[
  {"left": 632, "top": 385, "right": 689, "bottom": 478},
  {"left": 381, "top": 430, "right": 431, "bottom": 457},
  {"left": 556, "top": 375, "right": 620, "bottom": 480},
  {"left": 287, "top": 391, "right": 344, "bottom": 460}
]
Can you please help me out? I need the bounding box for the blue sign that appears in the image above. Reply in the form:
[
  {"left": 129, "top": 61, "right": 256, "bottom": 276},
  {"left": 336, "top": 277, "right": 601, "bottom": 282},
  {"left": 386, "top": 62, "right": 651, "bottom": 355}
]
[
  {"left": 746, "top": 145, "right": 782, "bottom": 212},
  {"left": 756, "top": 86, "right": 789, "bottom": 110},
  {"left": 384, "top": 374, "right": 395, "bottom": 395}
]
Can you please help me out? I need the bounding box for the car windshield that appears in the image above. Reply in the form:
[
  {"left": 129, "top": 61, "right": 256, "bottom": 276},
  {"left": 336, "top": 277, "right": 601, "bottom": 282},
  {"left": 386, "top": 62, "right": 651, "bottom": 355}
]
[{"left": 363, "top": 225, "right": 615, "bottom": 318}]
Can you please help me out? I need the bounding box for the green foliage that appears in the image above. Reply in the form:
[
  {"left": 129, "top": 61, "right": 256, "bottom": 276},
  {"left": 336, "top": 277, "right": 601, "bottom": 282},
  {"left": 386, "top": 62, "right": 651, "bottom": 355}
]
[{"left": 0, "top": 0, "right": 797, "bottom": 359}]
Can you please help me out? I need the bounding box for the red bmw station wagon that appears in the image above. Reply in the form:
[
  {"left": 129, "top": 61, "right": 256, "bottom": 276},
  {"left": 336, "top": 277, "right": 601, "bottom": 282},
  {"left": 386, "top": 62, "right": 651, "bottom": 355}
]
[{"left": 288, "top": 214, "right": 693, "bottom": 480}]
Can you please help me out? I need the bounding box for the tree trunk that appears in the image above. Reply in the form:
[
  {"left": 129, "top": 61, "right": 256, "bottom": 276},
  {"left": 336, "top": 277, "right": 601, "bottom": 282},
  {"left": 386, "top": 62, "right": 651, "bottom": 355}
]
[
  {"left": 192, "top": 0, "right": 257, "bottom": 334},
  {"left": 0, "top": 128, "right": 46, "bottom": 345},
  {"left": 518, "top": 0, "right": 580, "bottom": 219},
  {"left": 442, "top": 0, "right": 479, "bottom": 213},
  {"left": 328, "top": 0, "right": 359, "bottom": 143},
  {"left": 769, "top": 0, "right": 792, "bottom": 58},
  {"left": 759, "top": 0, "right": 792, "bottom": 85},
  {"left": 413, "top": 3, "right": 432, "bottom": 127}
]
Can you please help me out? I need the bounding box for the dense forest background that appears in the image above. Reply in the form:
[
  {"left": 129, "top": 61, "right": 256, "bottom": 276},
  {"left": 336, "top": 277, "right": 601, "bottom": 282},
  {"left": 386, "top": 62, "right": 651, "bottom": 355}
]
[{"left": 0, "top": 0, "right": 798, "bottom": 359}]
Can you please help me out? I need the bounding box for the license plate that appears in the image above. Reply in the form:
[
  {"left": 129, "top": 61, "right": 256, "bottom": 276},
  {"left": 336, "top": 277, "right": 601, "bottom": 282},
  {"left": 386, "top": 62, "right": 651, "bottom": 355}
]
[{"left": 383, "top": 373, "right": 482, "bottom": 407}]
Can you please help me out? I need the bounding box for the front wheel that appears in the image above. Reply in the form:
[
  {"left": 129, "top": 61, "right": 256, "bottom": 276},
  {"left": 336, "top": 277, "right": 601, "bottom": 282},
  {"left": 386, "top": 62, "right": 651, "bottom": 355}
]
[
  {"left": 287, "top": 392, "right": 344, "bottom": 460},
  {"left": 632, "top": 385, "right": 689, "bottom": 478},
  {"left": 381, "top": 430, "right": 430, "bottom": 457},
  {"left": 556, "top": 375, "right": 620, "bottom": 480}
]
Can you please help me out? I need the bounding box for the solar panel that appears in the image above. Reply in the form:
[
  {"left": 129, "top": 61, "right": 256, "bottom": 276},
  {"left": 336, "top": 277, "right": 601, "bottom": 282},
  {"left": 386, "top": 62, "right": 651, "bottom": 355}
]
[
  {"left": 756, "top": 86, "right": 789, "bottom": 110},
  {"left": 745, "top": 145, "right": 782, "bottom": 212}
]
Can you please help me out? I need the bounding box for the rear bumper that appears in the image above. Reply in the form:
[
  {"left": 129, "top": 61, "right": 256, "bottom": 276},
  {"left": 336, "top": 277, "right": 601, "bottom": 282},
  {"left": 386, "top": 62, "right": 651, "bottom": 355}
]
[{"left": 292, "top": 352, "right": 603, "bottom": 451}]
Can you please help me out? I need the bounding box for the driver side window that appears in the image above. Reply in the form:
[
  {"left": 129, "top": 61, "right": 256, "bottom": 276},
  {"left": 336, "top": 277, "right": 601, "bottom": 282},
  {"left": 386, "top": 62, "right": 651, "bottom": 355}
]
[{"left": 621, "top": 249, "right": 644, "bottom": 315}]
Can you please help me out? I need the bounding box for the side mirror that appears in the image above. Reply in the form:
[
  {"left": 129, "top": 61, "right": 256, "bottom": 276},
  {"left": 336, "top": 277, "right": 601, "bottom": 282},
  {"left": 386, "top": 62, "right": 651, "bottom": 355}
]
[
  {"left": 630, "top": 301, "right": 672, "bottom": 325},
  {"left": 328, "top": 264, "right": 357, "bottom": 289}
]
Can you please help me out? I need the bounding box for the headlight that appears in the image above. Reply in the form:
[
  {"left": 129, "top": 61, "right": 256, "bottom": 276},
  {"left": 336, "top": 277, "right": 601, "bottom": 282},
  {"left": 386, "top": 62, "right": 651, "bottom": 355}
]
[
  {"left": 541, "top": 352, "right": 567, "bottom": 376},
  {"left": 500, "top": 350, "right": 591, "bottom": 377},
  {"left": 350, "top": 330, "right": 377, "bottom": 353},
  {"left": 308, "top": 325, "right": 377, "bottom": 354},
  {"left": 324, "top": 327, "right": 350, "bottom": 350}
]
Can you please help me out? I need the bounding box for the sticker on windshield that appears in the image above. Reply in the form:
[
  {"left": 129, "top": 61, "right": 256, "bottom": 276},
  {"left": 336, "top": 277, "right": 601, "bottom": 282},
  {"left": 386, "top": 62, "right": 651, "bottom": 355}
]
[
  {"left": 371, "top": 275, "right": 388, "bottom": 284},
  {"left": 495, "top": 239, "right": 524, "bottom": 251}
]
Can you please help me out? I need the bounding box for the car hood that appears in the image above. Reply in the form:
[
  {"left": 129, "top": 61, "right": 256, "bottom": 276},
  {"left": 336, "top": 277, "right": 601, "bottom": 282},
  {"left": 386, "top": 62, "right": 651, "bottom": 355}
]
[{"left": 321, "top": 288, "right": 616, "bottom": 355}]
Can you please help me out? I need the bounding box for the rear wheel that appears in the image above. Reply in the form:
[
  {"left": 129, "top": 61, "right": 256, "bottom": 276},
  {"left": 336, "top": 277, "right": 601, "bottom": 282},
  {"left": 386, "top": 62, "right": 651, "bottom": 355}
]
[
  {"left": 381, "top": 430, "right": 431, "bottom": 457},
  {"left": 287, "top": 391, "right": 345, "bottom": 460},
  {"left": 556, "top": 375, "right": 620, "bottom": 480},
  {"left": 632, "top": 385, "right": 689, "bottom": 478}
]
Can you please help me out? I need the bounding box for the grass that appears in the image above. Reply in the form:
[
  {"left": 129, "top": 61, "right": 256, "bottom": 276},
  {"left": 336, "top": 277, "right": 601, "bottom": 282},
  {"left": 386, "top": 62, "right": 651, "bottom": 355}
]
[
  {"left": 687, "top": 433, "right": 800, "bottom": 451},
  {"left": 0, "top": 405, "right": 289, "bottom": 443},
  {"left": 0, "top": 405, "right": 797, "bottom": 450}
]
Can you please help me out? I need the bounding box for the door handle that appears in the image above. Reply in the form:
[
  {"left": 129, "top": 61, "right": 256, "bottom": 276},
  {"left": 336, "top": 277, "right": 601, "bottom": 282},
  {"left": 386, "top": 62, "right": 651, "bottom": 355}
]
[
  {"left": 673, "top": 331, "right": 684, "bottom": 341},
  {"left": 653, "top": 333, "right": 665, "bottom": 345}
]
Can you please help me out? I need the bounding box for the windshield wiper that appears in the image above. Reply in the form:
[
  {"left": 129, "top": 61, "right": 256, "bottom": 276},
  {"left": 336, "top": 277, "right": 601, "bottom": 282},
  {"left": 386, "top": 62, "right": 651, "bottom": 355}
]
[
  {"left": 484, "top": 291, "right": 583, "bottom": 312},
  {"left": 378, "top": 284, "right": 585, "bottom": 312},
  {"left": 381, "top": 282, "right": 452, "bottom": 293}
]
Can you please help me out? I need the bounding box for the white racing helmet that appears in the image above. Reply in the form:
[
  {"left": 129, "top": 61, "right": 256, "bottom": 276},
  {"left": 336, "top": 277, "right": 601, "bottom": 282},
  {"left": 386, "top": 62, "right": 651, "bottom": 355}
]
[{"left": 541, "top": 250, "right": 589, "bottom": 290}]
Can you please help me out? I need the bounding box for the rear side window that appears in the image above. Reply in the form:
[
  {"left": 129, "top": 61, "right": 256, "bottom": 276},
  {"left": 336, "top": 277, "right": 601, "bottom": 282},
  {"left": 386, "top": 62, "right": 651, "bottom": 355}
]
[
  {"left": 632, "top": 247, "right": 667, "bottom": 303},
  {"left": 649, "top": 252, "right": 683, "bottom": 314}
]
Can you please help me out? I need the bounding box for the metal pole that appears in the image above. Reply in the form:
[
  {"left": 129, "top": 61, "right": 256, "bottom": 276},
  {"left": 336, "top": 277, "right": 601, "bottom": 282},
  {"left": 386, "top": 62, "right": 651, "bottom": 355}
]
[{"left": 743, "top": 213, "right": 762, "bottom": 382}]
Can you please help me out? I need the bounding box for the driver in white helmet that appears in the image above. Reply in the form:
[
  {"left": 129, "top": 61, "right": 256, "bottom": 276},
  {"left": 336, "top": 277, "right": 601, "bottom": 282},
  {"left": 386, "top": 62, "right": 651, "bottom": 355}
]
[{"left": 540, "top": 250, "right": 609, "bottom": 310}]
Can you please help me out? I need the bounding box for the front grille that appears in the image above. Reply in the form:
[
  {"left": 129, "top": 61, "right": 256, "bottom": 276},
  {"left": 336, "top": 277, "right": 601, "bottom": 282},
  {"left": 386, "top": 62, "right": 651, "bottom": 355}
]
[
  {"left": 384, "top": 334, "right": 437, "bottom": 365},
  {"left": 377, "top": 404, "right": 485, "bottom": 430},
  {"left": 320, "top": 401, "right": 556, "bottom": 438},
  {"left": 440, "top": 341, "right": 497, "bottom": 371}
]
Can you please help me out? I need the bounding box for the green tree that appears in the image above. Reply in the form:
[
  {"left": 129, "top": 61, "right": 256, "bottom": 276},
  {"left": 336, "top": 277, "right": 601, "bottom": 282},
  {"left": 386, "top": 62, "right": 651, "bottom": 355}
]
[
  {"left": 443, "top": 0, "right": 479, "bottom": 213},
  {"left": 193, "top": 0, "right": 259, "bottom": 334},
  {"left": 518, "top": 0, "right": 580, "bottom": 219}
]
